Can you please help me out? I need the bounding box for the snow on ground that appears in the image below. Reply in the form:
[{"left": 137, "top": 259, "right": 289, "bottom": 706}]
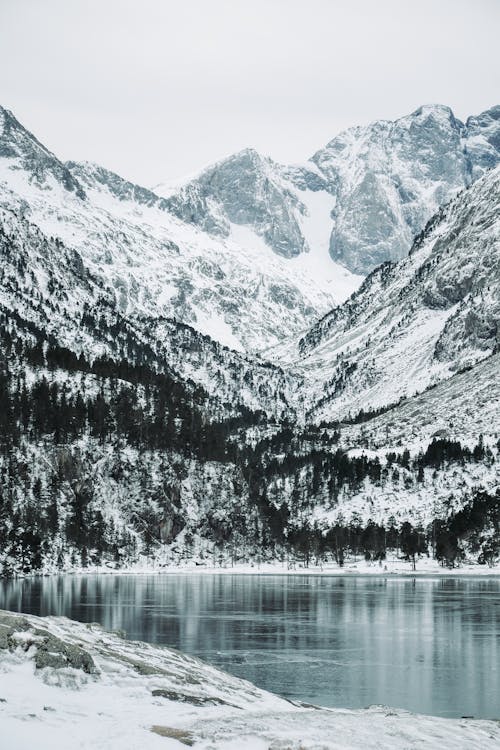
[
  {"left": 313, "top": 456, "right": 499, "bottom": 528},
  {"left": 191, "top": 305, "right": 245, "bottom": 352},
  {"left": 1, "top": 609, "right": 499, "bottom": 750},
  {"left": 339, "top": 352, "right": 500, "bottom": 455},
  {"left": 12, "top": 558, "right": 500, "bottom": 579}
]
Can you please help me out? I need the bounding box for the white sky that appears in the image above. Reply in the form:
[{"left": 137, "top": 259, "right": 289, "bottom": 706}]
[{"left": 0, "top": 0, "right": 498, "bottom": 187}]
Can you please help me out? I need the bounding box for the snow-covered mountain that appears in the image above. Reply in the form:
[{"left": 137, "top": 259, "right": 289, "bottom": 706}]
[
  {"left": 0, "top": 199, "right": 301, "bottom": 421},
  {"left": 163, "top": 105, "right": 500, "bottom": 274},
  {"left": 0, "top": 103, "right": 498, "bottom": 574},
  {"left": 0, "top": 107, "right": 86, "bottom": 199},
  {"left": 313, "top": 104, "right": 500, "bottom": 272},
  {"left": 0, "top": 106, "right": 359, "bottom": 357},
  {"left": 273, "top": 164, "right": 500, "bottom": 423}
]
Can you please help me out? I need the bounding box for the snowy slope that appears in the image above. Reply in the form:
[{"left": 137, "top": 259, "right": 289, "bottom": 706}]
[
  {"left": 1, "top": 610, "right": 499, "bottom": 750},
  {"left": 272, "top": 165, "right": 500, "bottom": 423},
  {"left": 340, "top": 353, "right": 500, "bottom": 454},
  {"left": 0, "top": 201, "right": 300, "bottom": 418},
  {"left": 313, "top": 354, "right": 500, "bottom": 528}
]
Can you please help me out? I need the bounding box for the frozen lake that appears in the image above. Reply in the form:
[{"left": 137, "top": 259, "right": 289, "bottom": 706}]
[{"left": 1, "top": 574, "right": 498, "bottom": 719}]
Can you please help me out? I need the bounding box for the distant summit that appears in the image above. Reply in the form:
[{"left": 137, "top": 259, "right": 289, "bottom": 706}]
[{"left": 163, "top": 104, "right": 500, "bottom": 273}]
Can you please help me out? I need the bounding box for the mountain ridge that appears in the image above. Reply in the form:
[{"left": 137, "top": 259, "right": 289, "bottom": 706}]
[
  {"left": 163, "top": 103, "right": 500, "bottom": 273},
  {"left": 0, "top": 105, "right": 357, "bottom": 355}
]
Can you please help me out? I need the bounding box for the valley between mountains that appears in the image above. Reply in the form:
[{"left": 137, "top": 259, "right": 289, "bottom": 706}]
[{"left": 0, "top": 103, "right": 498, "bottom": 574}]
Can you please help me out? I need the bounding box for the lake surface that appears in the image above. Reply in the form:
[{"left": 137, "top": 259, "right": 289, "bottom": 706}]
[{"left": 1, "top": 574, "right": 499, "bottom": 719}]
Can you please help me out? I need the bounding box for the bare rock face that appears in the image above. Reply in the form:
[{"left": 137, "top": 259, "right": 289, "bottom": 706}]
[
  {"left": 311, "top": 105, "right": 500, "bottom": 273},
  {"left": 163, "top": 148, "right": 309, "bottom": 259},
  {"left": 464, "top": 105, "right": 500, "bottom": 177}
]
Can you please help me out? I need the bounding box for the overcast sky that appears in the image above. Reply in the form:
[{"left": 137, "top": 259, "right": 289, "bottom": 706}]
[{"left": 1, "top": 0, "right": 498, "bottom": 186}]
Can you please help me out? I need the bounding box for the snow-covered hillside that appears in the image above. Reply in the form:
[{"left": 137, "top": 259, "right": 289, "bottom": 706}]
[
  {"left": 303, "top": 352, "right": 500, "bottom": 528},
  {"left": 274, "top": 165, "right": 500, "bottom": 423},
  {"left": 1, "top": 610, "right": 499, "bottom": 750},
  {"left": 339, "top": 353, "right": 500, "bottom": 455},
  {"left": 0, "top": 201, "right": 299, "bottom": 420}
]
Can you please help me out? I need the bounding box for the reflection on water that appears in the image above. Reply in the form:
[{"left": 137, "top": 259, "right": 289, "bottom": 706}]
[{"left": 0, "top": 574, "right": 498, "bottom": 718}]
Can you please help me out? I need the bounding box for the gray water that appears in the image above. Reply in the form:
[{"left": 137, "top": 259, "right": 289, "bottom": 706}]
[{"left": 0, "top": 574, "right": 499, "bottom": 719}]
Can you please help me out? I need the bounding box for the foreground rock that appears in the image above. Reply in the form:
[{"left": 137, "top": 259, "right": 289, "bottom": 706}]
[{"left": 0, "top": 610, "right": 499, "bottom": 749}]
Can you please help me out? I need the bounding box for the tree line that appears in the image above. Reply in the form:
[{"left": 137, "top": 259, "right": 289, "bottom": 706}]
[{"left": 0, "top": 316, "right": 498, "bottom": 574}]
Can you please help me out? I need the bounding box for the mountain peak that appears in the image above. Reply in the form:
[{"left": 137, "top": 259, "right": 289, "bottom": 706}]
[
  {"left": 226, "top": 146, "right": 264, "bottom": 163},
  {"left": 309, "top": 102, "right": 500, "bottom": 273},
  {"left": 195, "top": 147, "right": 268, "bottom": 180},
  {"left": 401, "top": 104, "right": 464, "bottom": 135},
  {"left": 409, "top": 103, "right": 459, "bottom": 123},
  {"left": 466, "top": 104, "right": 500, "bottom": 125},
  {"left": 0, "top": 105, "right": 52, "bottom": 159},
  {"left": 162, "top": 145, "right": 311, "bottom": 259},
  {"left": 0, "top": 104, "right": 86, "bottom": 199}
]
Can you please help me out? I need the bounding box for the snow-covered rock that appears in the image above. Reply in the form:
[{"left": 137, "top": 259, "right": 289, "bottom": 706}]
[
  {"left": 313, "top": 104, "right": 500, "bottom": 272},
  {"left": 1, "top": 610, "right": 499, "bottom": 750},
  {"left": 0, "top": 107, "right": 86, "bottom": 199}
]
